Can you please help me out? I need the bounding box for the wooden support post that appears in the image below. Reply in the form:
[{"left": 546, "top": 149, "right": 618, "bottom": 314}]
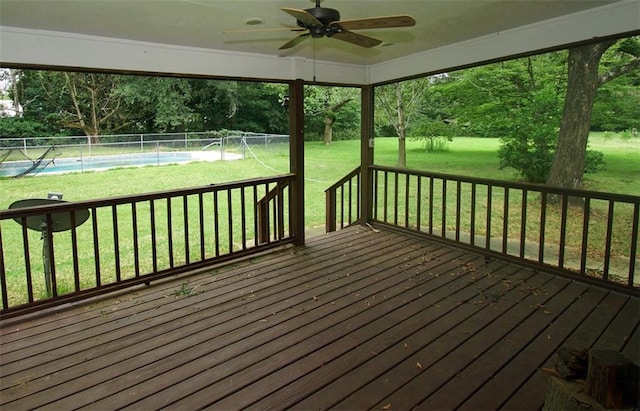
[
  {"left": 289, "top": 79, "right": 305, "bottom": 245},
  {"left": 257, "top": 200, "right": 269, "bottom": 245},
  {"left": 325, "top": 189, "right": 336, "bottom": 233},
  {"left": 586, "top": 349, "right": 639, "bottom": 409},
  {"left": 359, "top": 85, "right": 374, "bottom": 226}
]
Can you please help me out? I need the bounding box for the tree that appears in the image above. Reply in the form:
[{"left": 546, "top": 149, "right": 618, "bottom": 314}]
[
  {"left": 376, "top": 78, "right": 429, "bottom": 167},
  {"left": 304, "top": 86, "right": 359, "bottom": 143},
  {"left": 0, "top": 69, "right": 24, "bottom": 118},
  {"left": 547, "top": 38, "right": 640, "bottom": 190},
  {"left": 114, "top": 76, "right": 194, "bottom": 133},
  {"left": 411, "top": 75, "right": 458, "bottom": 152},
  {"left": 12, "top": 71, "right": 197, "bottom": 139},
  {"left": 57, "top": 72, "right": 129, "bottom": 139}
]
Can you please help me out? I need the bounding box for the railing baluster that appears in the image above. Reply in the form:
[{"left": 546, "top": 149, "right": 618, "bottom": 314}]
[
  {"left": 253, "top": 185, "right": 259, "bottom": 245},
  {"left": 356, "top": 172, "right": 361, "bottom": 224},
  {"left": 167, "top": 197, "right": 174, "bottom": 268},
  {"left": 455, "top": 181, "right": 461, "bottom": 242},
  {"left": 428, "top": 177, "right": 434, "bottom": 235},
  {"left": 519, "top": 190, "right": 527, "bottom": 259},
  {"left": 277, "top": 184, "right": 285, "bottom": 239},
  {"left": 373, "top": 169, "right": 379, "bottom": 221},
  {"left": 112, "top": 205, "right": 121, "bottom": 282},
  {"left": 20, "top": 219, "right": 33, "bottom": 302},
  {"left": 486, "top": 185, "right": 492, "bottom": 250},
  {"left": 132, "top": 202, "right": 140, "bottom": 278},
  {"left": 405, "top": 173, "right": 410, "bottom": 229},
  {"left": 241, "top": 188, "right": 247, "bottom": 250},
  {"left": 603, "top": 200, "right": 615, "bottom": 281},
  {"left": 393, "top": 172, "right": 399, "bottom": 226},
  {"left": 0, "top": 227, "right": 8, "bottom": 309},
  {"left": 580, "top": 197, "right": 591, "bottom": 274},
  {"left": 228, "top": 189, "right": 233, "bottom": 253},
  {"left": 348, "top": 178, "right": 353, "bottom": 225},
  {"left": 558, "top": 194, "right": 568, "bottom": 269},
  {"left": 260, "top": 183, "right": 270, "bottom": 244},
  {"left": 384, "top": 171, "right": 389, "bottom": 223},
  {"left": 45, "top": 213, "right": 57, "bottom": 297},
  {"left": 470, "top": 183, "right": 476, "bottom": 247},
  {"left": 183, "top": 195, "right": 189, "bottom": 264},
  {"left": 70, "top": 211, "right": 81, "bottom": 292},
  {"left": 92, "top": 207, "right": 102, "bottom": 285},
  {"left": 198, "top": 193, "right": 205, "bottom": 260},
  {"left": 441, "top": 179, "right": 447, "bottom": 238},
  {"left": 502, "top": 188, "right": 509, "bottom": 255},
  {"left": 213, "top": 190, "right": 220, "bottom": 256},
  {"left": 271, "top": 187, "right": 278, "bottom": 241},
  {"left": 628, "top": 201, "right": 639, "bottom": 286},
  {"left": 416, "top": 176, "right": 422, "bottom": 232},
  {"left": 150, "top": 200, "right": 158, "bottom": 273},
  {"left": 340, "top": 185, "right": 345, "bottom": 229},
  {"left": 539, "top": 192, "right": 547, "bottom": 264}
]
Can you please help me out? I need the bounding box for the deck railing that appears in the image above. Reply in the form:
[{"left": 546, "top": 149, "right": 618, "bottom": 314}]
[
  {"left": 0, "top": 174, "right": 294, "bottom": 317},
  {"left": 326, "top": 165, "right": 639, "bottom": 291},
  {"left": 325, "top": 166, "right": 361, "bottom": 233}
]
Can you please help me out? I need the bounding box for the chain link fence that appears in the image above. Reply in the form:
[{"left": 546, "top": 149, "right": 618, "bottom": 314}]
[{"left": 0, "top": 131, "right": 289, "bottom": 176}]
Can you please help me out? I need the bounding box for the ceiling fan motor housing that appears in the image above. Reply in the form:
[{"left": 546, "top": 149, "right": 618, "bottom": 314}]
[{"left": 300, "top": 6, "right": 341, "bottom": 37}]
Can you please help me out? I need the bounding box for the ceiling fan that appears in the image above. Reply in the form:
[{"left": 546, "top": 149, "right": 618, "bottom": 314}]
[{"left": 228, "top": 0, "right": 416, "bottom": 50}]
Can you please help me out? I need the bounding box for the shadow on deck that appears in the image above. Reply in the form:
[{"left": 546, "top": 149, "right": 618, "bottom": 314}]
[{"left": 1, "top": 225, "right": 638, "bottom": 410}]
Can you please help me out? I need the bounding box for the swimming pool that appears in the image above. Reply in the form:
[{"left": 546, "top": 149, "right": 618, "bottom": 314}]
[{"left": 0, "top": 151, "right": 236, "bottom": 177}]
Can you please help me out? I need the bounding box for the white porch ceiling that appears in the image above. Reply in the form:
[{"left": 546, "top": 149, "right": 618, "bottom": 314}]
[{"left": 1, "top": 0, "right": 638, "bottom": 84}]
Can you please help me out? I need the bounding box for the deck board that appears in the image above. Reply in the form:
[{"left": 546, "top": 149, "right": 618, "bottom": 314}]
[{"left": 1, "top": 225, "right": 638, "bottom": 410}]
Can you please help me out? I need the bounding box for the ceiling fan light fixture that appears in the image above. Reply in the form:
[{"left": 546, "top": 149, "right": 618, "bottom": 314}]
[{"left": 244, "top": 17, "right": 264, "bottom": 26}]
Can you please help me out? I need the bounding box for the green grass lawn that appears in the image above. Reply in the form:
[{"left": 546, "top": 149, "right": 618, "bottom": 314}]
[{"left": 2, "top": 134, "right": 639, "bottom": 228}]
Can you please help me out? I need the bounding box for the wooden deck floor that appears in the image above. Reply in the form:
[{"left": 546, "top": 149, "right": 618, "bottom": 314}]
[{"left": 1, "top": 226, "right": 638, "bottom": 410}]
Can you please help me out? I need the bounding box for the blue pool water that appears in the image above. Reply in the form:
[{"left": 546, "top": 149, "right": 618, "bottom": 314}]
[{"left": 0, "top": 151, "right": 225, "bottom": 177}]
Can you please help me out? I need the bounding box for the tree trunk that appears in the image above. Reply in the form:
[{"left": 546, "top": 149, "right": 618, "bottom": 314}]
[
  {"left": 395, "top": 83, "right": 407, "bottom": 168},
  {"left": 323, "top": 116, "right": 333, "bottom": 144},
  {"left": 546, "top": 41, "right": 614, "bottom": 190},
  {"left": 9, "top": 69, "right": 23, "bottom": 118}
]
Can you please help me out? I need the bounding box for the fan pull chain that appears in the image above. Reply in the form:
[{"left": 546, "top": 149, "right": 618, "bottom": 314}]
[{"left": 313, "top": 38, "right": 317, "bottom": 82}]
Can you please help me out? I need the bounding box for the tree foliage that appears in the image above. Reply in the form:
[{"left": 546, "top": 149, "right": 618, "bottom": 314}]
[
  {"left": 376, "top": 79, "right": 430, "bottom": 167},
  {"left": 303, "top": 86, "right": 360, "bottom": 143},
  {"left": 3, "top": 71, "right": 289, "bottom": 138}
]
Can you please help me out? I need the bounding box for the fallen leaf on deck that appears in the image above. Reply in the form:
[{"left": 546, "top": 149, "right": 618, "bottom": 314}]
[
  {"left": 416, "top": 362, "right": 423, "bottom": 369},
  {"left": 382, "top": 403, "right": 392, "bottom": 410}
]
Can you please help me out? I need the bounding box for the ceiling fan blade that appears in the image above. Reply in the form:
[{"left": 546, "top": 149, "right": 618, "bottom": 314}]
[
  {"left": 333, "top": 15, "right": 416, "bottom": 31},
  {"left": 224, "top": 27, "right": 305, "bottom": 34},
  {"left": 331, "top": 30, "right": 382, "bottom": 48},
  {"left": 279, "top": 32, "right": 311, "bottom": 50},
  {"left": 281, "top": 7, "right": 323, "bottom": 27}
]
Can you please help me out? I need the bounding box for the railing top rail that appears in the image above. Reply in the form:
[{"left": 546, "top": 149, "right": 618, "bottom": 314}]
[
  {"left": 325, "top": 166, "right": 361, "bottom": 193},
  {"left": 370, "top": 165, "right": 640, "bottom": 204},
  {"left": 0, "top": 173, "right": 295, "bottom": 218}
]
